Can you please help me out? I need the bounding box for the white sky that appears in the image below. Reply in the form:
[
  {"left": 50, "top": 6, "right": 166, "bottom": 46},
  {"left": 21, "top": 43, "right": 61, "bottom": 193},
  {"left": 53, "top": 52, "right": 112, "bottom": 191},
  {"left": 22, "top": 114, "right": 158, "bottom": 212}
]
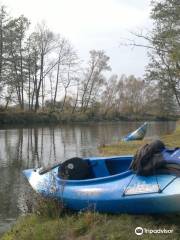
[{"left": 2, "top": 0, "right": 152, "bottom": 77}]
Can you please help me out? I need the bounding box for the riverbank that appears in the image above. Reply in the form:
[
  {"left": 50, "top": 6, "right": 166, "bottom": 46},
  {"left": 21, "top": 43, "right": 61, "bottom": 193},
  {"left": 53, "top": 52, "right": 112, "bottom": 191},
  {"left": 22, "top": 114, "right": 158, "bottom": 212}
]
[
  {"left": 1, "top": 123, "right": 180, "bottom": 240},
  {"left": 2, "top": 211, "right": 180, "bottom": 240},
  {"left": 0, "top": 111, "right": 177, "bottom": 126}
]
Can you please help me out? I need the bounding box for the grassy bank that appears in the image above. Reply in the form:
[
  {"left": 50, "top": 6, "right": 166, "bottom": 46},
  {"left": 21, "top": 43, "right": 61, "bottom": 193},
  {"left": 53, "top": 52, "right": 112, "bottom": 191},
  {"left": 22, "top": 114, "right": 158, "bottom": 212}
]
[
  {"left": 1, "top": 123, "right": 180, "bottom": 240},
  {"left": 0, "top": 111, "right": 177, "bottom": 126},
  {"left": 2, "top": 212, "right": 180, "bottom": 240},
  {"left": 100, "top": 121, "right": 180, "bottom": 156}
]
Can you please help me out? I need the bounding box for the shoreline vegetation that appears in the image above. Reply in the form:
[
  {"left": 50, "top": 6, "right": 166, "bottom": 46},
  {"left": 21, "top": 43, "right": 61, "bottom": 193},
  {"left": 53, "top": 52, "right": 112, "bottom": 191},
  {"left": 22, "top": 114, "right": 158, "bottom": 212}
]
[
  {"left": 1, "top": 122, "right": 180, "bottom": 240},
  {"left": 0, "top": 111, "right": 178, "bottom": 126}
]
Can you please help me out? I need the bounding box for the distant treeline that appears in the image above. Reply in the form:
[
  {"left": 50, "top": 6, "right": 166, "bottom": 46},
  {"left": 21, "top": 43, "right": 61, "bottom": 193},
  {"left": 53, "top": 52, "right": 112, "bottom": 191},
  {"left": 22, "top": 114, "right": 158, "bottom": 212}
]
[
  {"left": 0, "top": 0, "right": 179, "bottom": 123},
  {"left": 0, "top": 112, "right": 177, "bottom": 126}
]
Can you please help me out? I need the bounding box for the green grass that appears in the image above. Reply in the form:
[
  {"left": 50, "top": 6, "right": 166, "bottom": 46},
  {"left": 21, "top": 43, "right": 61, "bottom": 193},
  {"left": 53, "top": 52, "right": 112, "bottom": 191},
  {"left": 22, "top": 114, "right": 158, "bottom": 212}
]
[
  {"left": 2, "top": 122, "right": 180, "bottom": 240},
  {"left": 2, "top": 212, "right": 180, "bottom": 240}
]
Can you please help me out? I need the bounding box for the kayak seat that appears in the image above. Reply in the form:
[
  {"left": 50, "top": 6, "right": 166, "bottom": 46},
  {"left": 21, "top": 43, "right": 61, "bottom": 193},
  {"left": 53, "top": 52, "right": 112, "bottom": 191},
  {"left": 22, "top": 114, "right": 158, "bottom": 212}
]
[
  {"left": 91, "top": 160, "right": 110, "bottom": 178},
  {"left": 105, "top": 159, "right": 130, "bottom": 175}
]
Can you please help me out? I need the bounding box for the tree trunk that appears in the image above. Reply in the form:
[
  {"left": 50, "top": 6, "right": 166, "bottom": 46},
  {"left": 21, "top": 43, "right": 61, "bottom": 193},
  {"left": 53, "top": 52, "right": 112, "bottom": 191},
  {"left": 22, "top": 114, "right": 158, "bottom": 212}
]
[
  {"left": 35, "top": 51, "right": 44, "bottom": 112},
  {"left": 20, "top": 38, "right": 24, "bottom": 110},
  {"left": 53, "top": 54, "right": 61, "bottom": 107}
]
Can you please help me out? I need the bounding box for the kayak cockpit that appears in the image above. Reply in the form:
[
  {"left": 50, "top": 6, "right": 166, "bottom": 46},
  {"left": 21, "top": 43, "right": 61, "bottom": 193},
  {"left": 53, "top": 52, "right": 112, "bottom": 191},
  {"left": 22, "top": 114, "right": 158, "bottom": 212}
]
[
  {"left": 56, "top": 156, "right": 133, "bottom": 180},
  {"left": 89, "top": 156, "right": 132, "bottom": 178}
]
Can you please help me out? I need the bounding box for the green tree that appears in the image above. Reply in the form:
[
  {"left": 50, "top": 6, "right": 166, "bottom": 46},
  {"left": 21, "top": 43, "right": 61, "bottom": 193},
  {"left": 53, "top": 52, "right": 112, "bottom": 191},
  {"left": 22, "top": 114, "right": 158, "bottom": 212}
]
[
  {"left": 5, "top": 15, "right": 30, "bottom": 109},
  {"left": 145, "top": 0, "right": 180, "bottom": 109},
  {"left": 0, "top": 6, "right": 11, "bottom": 107}
]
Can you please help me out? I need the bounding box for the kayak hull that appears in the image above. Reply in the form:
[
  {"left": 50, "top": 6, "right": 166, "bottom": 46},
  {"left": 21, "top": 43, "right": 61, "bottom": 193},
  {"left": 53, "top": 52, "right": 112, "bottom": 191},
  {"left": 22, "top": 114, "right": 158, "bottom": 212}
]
[
  {"left": 23, "top": 155, "right": 180, "bottom": 214},
  {"left": 122, "top": 122, "right": 148, "bottom": 141}
]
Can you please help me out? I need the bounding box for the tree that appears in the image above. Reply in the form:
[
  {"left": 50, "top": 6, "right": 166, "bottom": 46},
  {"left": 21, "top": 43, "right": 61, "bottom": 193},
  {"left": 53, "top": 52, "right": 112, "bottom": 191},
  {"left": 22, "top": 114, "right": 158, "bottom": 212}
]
[
  {"left": 0, "top": 6, "right": 11, "bottom": 107},
  {"left": 101, "top": 74, "right": 158, "bottom": 117},
  {"left": 122, "top": 0, "right": 179, "bottom": 114},
  {"left": 61, "top": 51, "right": 80, "bottom": 112},
  {"left": 80, "top": 50, "right": 111, "bottom": 112},
  {"left": 0, "top": 6, "right": 7, "bottom": 83},
  {"left": 129, "top": 0, "right": 179, "bottom": 111},
  {"left": 101, "top": 74, "right": 118, "bottom": 115},
  {"left": 4, "top": 15, "right": 30, "bottom": 109},
  {"left": 53, "top": 38, "right": 79, "bottom": 110},
  {"left": 28, "top": 23, "right": 56, "bottom": 111}
]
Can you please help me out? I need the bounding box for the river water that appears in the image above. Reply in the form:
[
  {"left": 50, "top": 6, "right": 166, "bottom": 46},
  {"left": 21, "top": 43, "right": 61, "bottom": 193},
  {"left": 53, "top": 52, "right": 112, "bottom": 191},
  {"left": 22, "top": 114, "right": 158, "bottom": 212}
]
[{"left": 0, "top": 121, "right": 176, "bottom": 235}]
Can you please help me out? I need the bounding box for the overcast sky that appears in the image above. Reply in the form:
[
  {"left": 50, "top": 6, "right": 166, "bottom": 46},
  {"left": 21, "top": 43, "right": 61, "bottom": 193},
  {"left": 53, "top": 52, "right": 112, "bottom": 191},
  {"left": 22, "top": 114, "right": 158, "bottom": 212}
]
[{"left": 2, "top": 0, "right": 152, "bottom": 77}]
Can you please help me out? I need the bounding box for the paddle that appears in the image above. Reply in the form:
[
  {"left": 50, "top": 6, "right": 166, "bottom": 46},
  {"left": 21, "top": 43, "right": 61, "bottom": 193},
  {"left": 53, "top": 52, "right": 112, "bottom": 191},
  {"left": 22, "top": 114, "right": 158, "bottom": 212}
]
[{"left": 39, "top": 162, "right": 62, "bottom": 175}]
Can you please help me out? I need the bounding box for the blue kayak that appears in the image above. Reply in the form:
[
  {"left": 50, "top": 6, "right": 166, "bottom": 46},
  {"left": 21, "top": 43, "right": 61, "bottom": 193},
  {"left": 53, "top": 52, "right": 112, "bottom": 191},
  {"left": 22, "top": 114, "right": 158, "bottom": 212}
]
[
  {"left": 23, "top": 151, "right": 180, "bottom": 214},
  {"left": 122, "top": 122, "right": 148, "bottom": 141}
]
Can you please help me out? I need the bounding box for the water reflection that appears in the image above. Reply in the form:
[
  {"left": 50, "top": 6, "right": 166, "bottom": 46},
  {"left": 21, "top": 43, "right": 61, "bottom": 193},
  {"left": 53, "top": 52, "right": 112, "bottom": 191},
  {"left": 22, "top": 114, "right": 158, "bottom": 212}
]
[{"left": 0, "top": 121, "right": 176, "bottom": 235}]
